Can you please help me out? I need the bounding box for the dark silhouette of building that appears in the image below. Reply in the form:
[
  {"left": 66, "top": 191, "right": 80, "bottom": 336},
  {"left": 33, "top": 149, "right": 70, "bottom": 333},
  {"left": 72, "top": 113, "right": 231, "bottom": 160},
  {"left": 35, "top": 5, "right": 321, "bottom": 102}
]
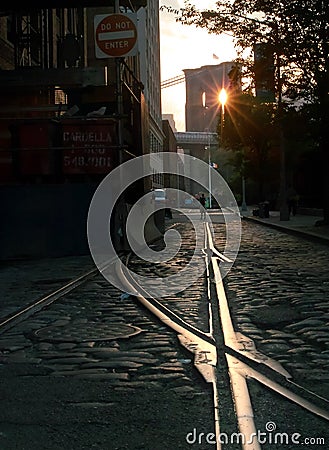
[{"left": 184, "top": 61, "right": 236, "bottom": 132}]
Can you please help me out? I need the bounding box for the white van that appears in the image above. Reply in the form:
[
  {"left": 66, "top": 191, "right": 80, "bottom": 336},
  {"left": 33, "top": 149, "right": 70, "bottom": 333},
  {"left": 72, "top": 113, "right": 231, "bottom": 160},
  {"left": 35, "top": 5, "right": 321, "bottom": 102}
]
[{"left": 153, "top": 188, "right": 166, "bottom": 202}]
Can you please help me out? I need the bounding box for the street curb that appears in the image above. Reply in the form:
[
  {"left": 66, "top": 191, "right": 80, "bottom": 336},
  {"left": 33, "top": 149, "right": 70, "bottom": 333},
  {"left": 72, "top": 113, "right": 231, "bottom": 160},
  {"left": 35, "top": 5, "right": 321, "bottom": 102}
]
[{"left": 241, "top": 215, "right": 329, "bottom": 246}]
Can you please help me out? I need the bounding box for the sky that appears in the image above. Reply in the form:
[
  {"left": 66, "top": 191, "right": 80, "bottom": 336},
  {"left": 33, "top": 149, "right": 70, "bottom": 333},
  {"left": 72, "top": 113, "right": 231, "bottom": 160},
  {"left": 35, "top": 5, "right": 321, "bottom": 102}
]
[{"left": 159, "top": 0, "right": 238, "bottom": 132}]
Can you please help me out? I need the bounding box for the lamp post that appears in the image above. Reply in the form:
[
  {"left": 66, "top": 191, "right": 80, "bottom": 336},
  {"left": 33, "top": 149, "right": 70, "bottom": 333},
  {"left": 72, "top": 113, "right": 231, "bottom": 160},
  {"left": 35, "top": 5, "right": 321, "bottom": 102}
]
[
  {"left": 203, "top": 91, "right": 212, "bottom": 209},
  {"left": 206, "top": 89, "right": 227, "bottom": 210},
  {"left": 241, "top": 177, "right": 247, "bottom": 210},
  {"left": 207, "top": 131, "right": 212, "bottom": 209},
  {"left": 218, "top": 88, "right": 227, "bottom": 146},
  {"left": 201, "top": 12, "right": 289, "bottom": 220},
  {"left": 274, "top": 27, "right": 290, "bottom": 221},
  {"left": 218, "top": 88, "right": 228, "bottom": 207},
  {"left": 253, "top": 20, "right": 289, "bottom": 220}
]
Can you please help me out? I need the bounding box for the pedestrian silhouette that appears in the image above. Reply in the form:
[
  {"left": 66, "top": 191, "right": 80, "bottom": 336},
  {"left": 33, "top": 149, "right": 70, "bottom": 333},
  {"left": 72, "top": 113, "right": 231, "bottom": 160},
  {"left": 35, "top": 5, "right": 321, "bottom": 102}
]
[
  {"left": 287, "top": 186, "right": 298, "bottom": 216},
  {"left": 199, "top": 193, "right": 206, "bottom": 220}
]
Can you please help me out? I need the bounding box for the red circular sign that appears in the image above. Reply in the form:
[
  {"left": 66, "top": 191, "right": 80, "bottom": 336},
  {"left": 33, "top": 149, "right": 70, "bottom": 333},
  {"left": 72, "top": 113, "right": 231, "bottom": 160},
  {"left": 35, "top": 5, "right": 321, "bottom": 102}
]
[{"left": 95, "top": 14, "right": 137, "bottom": 57}]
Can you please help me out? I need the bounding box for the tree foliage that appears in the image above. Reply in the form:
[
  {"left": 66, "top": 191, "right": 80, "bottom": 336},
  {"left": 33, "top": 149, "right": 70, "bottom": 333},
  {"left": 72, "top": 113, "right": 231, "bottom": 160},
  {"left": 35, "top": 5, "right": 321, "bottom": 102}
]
[
  {"left": 176, "top": 0, "right": 329, "bottom": 220},
  {"left": 220, "top": 92, "right": 279, "bottom": 202},
  {"left": 178, "top": 0, "right": 328, "bottom": 101}
]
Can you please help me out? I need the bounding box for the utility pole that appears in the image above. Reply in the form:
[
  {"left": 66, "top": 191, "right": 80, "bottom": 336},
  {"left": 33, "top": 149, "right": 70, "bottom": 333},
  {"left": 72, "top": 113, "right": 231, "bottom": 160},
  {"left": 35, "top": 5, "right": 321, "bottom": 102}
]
[
  {"left": 115, "top": 0, "right": 124, "bottom": 165},
  {"left": 274, "top": 21, "right": 290, "bottom": 221},
  {"left": 241, "top": 176, "right": 247, "bottom": 211},
  {"left": 114, "top": 0, "right": 125, "bottom": 249},
  {"left": 208, "top": 132, "right": 212, "bottom": 209},
  {"left": 254, "top": 20, "right": 289, "bottom": 220}
]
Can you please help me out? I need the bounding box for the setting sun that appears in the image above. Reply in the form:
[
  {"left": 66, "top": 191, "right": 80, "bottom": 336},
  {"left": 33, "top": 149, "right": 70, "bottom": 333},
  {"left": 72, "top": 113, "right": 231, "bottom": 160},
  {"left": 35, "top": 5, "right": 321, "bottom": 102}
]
[{"left": 218, "top": 88, "right": 228, "bottom": 107}]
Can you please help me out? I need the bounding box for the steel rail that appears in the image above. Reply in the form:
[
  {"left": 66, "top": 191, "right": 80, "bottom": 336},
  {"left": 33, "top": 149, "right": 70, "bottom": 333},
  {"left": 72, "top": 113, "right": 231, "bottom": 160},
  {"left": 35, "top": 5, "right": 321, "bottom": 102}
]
[
  {"left": 206, "top": 219, "right": 329, "bottom": 406},
  {"left": 119, "top": 220, "right": 257, "bottom": 450},
  {"left": 288, "top": 380, "right": 329, "bottom": 404},
  {"left": 205, "top": 223, "right": 292, "bottom": 378},
  {"left": 117, "top": 246, "right": 222, "bottom": 449},
  {"left": 232, "top": 355, "right": 329, "bottom": 422},
  {"left": 202, "top": 222, "right": 221, "bottom": 449},
  {"left": 205, "top": 220, "right": 329, "bottom": 429},
  {"left": 121, "top": 220, "right": 328, "bottom": 450},
  {"left": 116, "top": 259, "right": 217, "bottom": 378},
  {"left": 0, "top": 267, "right": 98, "bottom": 335},
  {"left": 206, "top": 222, "right": 261, "bottom": 450}
]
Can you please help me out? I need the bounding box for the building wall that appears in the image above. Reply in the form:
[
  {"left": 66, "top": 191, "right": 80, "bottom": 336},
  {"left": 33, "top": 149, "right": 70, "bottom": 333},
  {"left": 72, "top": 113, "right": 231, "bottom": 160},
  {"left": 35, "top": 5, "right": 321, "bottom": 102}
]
[
  {"left": 162, "top": 118, "right": 178, "bottom": 191},
  {"left": 0, "top": 3, "right": 165, "bottom": 258},
  {"left": 0, "top": 183, "right": 98, "bottom": 260},
  {"left": 0, "top": 16, "right": 14, "bottom": 69},
  {"left": 137, "top": 2, "right": 162, "bottom": 128},
  {"left": 162, "top": 119, "right": 177, "bottom": 154},
  {"left": 162, "top": 114, "right": 177, "bottom": 132},
  {"left": 138, "top": 1, "right": 164, "bottom": 188}
]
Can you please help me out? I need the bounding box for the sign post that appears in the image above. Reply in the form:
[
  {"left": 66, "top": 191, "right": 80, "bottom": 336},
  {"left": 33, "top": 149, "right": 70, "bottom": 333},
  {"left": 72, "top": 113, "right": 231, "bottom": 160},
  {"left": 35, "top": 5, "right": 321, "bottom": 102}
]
[{"left": 94, "top": 13, "right": 138, "bottom": 59}]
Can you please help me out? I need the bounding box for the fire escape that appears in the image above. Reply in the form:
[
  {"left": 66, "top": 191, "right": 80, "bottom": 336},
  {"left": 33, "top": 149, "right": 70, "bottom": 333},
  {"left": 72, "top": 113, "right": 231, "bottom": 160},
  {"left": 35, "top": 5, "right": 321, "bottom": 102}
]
[{"left": 0, "top": 4, "right": 147, "bottom": 185}]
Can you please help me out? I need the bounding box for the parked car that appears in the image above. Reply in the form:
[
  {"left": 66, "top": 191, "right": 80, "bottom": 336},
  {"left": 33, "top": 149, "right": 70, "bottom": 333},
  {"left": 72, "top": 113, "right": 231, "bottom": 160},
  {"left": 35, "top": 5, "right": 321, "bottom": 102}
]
[{"left": 152, "top": 189, "right": 172, "bottom": 218}]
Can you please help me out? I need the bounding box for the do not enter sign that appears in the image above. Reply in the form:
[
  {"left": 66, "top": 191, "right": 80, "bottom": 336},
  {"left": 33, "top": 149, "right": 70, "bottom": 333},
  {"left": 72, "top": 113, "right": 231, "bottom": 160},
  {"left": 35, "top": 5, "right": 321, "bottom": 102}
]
[{"left": 94, "top": 13, "right": 138, "bottom": 58}]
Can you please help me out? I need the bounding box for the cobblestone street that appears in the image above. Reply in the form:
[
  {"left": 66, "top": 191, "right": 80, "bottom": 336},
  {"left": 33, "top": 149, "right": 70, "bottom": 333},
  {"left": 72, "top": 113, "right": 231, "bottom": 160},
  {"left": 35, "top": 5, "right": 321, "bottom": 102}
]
[
  {"left": 0, "top": 214, "right": 328, "bottom": 449},
  {"left": 221, "top": 220, "right": 329, "bottom": 389},
  {"left": 215, "top": 218, "right": 329, "bottom": 448}
]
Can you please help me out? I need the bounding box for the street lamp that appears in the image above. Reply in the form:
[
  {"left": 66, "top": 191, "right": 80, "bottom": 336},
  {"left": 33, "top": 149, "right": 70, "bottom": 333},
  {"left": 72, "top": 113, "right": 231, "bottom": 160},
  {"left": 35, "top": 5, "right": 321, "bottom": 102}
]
[
  {"left": 206, "top": 89, "right": 228, "bottom": 210},
  {"left": 202, "top": 91, "right": 213, "bottom": 209},
  {"left": 218, "top": 88, "right": 227, "bottom": 113},
  {"left": 199, "top": 11, "right": 289, "bottom": 220},
  {"left": 207, "top": 131, "right": 212, "bottom": 209},
  {"left": 218, "top": 88, "right": 227, "bottom": 147},
  {"left": 218, "top": 87, "right": 227, "bottom": 148},
  {"left": 219, "top": 87, "right": 247, "bottom": 211},
  {"left": 205, "top": 87, "right": 227, "bottom": 210}
]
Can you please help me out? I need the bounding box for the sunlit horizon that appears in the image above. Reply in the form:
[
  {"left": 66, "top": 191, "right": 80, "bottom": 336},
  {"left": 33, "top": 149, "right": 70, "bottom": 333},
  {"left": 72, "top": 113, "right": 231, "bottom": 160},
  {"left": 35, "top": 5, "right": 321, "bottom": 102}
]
[{"left": 159, "top": 0, "right": 237, "bottom": 131}]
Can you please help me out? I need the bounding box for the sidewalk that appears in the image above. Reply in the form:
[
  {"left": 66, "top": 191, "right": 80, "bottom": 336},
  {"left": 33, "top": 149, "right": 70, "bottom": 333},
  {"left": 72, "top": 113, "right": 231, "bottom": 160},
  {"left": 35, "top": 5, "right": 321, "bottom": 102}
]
[{"left": 241, "top": 207, "right": 329, "bottom": 244}]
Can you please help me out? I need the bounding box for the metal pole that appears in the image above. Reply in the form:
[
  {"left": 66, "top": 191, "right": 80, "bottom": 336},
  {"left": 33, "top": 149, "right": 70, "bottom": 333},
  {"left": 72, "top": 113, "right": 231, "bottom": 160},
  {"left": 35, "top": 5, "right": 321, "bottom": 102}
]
[
  {"left": 114, "top": 0, "right": 126, "bottom": 249},
  {"left": 279, "top": 127, "right": 289, "bottom": 220},
  {"left": 241, "top": 176, "right": 247, "bottom": 211},
  {"left": 115, "top": 0, "right": 123, "bottom": 164},
  {"left": 273, "top": 21, "right": 289, "bottom": 221},
  {"left": 208, "top": 133, "right": 212, "bottom": 209},
  {"left": 177, "top": 155, "right": 180, "bottom": 207},
  {"left": 220, "top": 103, "right": 224, "bottom": 148}
]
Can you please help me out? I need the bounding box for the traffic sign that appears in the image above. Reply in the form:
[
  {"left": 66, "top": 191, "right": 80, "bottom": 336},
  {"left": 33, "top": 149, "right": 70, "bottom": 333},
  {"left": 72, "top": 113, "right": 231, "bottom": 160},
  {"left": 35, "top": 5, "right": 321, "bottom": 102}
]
[{"left": 94, "top": 13, "right": 138, "bottom": 58}]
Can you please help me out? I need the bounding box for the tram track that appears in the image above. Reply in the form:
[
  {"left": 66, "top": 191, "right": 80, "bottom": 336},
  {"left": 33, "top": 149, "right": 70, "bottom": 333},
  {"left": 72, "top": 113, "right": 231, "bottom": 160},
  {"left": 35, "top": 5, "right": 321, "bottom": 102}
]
[
  {"left": 120, "top": 218, "right": 329, "bottom": 449},
  {"left": 0, "top": 245, "right": 217, "bottom": 448},
  {"left": 0, "top": 267, "right": 98, "bottom": 335},
  {"left": 0, "top": 217, "right": 329, "bottom": 449}
]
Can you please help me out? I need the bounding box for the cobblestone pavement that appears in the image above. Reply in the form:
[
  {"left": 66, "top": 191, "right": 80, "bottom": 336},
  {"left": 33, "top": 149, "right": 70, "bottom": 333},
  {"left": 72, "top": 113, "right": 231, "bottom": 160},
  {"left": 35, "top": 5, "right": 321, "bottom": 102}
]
[
  {"left": 243, "top": 208, "right": 329, "bottom": 243},
  {"left": 0, "top": 225, "right": 214, "bottom": 450},
  {"left": 0, "top": 255, "right": 95, "bottom": 321},
  {"left": 0, "top": 216, "right": 328, "bottom": 449},
  {"left": 214, "top": 219, "right": 329, "bottom": 448},
  {"left": 219, "top": 220, "right": 329, "bottom": 386}
]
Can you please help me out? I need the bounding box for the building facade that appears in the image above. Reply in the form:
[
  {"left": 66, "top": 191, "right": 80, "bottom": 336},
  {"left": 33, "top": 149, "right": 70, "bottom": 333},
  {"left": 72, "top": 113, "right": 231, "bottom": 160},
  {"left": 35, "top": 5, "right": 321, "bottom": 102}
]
[
  {"left": 0, "top": 1, "right": 164, "bottom": 258},
  {"left": 137, "top": 1, "right": 164, "bottom": 188}
]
